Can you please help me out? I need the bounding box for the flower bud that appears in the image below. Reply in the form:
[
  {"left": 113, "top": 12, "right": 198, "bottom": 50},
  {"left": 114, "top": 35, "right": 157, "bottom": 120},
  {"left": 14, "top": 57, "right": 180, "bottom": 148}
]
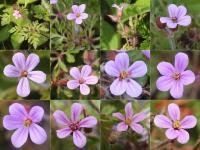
[{"left": 156, "top": 17, "right": 166, "bottom": 29}]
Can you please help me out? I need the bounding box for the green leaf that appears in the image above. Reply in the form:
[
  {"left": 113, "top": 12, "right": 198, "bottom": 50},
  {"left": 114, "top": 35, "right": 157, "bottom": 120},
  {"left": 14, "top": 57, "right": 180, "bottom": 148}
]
[
  {"left": 0, "top": 24, "right": 12, "bottom": 42},
  {"left": 66, "top": 53, "right": 75, "bottom": 63},
  {"left": 58, "top": 58, "right": 68, "bottom": 72},
  {"left": 11, "top": 32, "right": 24, "bottom": 49},
  {"left": 17, "top": 0, "right": 38, "bottom": 6}
]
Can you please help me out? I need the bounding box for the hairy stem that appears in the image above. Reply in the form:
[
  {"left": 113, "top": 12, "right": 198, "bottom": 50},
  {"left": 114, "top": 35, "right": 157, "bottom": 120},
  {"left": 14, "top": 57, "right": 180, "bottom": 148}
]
[
  {"left": 119, "top": 22, "right": 129, "bottom": 46},
  {"left": 164, "top": 28, "right": 176, "bottom": 50}
]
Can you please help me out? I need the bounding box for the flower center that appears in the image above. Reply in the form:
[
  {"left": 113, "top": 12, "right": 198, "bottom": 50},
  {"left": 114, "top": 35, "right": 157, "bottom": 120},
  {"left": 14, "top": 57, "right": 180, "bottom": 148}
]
[
  {"left": 171, "top": 17, "right": 177, "bottom": 22},
  {"left": 173, "top": 72, "right": 181, "bottom": 80},
  {"left": 21, "top": 70, "right": 28, "bottom": 77},
  {"left": 124, "top": 118, "right": 132, "bottom": 125},
  {"left": 76, "top": 13, "right": 81, "bottom": 17},
  {"left": 79, "top": 78, "right": 85, "bottom": 84},
  {"left": 172, "top": 120, "right": 181, "bottom": 130},
  {"left": 24, "top": 119, "right": 32, "bottom": 127},
  {"left": 119, "top": 71, "right": 128, "bottom": 80},
  {"left": 69, "top": 122, "right": 80, "bottom": 131}
]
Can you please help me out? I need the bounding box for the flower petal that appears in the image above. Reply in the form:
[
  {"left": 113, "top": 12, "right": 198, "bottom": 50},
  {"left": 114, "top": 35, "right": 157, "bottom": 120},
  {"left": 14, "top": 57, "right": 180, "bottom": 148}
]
[
  {"left": 112, "top": 4, "right": 121, "bottom": 10},
  {"left": 115, "top": 53, "right": 129, "bottom": 71},
  {"left": 72, "top": 5, "right": 79, "bottom": 13},
  {"left": 75, "top": 18, "right": 83, "bottom": 24},
  {"left": 28, "top": 71, "right": 46, "bottom": 84},
  {"left": 85, "top": 75, "right": 98, "bottom": 85},
  {"left": 71, "top": 103, "right": 83, "bottom": 122},
  {"left": 70, "top": 67, "right": 80, "bottom": 80},
  {"left": 178, "top": 15, "right": 191, "bottom": 26},
  {"left": 110, "top": 78, "right": 126, "bottom": 96},
  {"left": 125, "top": 79, "right": 142, "bottom": 98},
  {"left": 157, "top": 62, "right": 175, "bottom": 76},
  {"left": 116, "top": 122, "right": 128, "bottom": 131},
  {"left": 81, "top": 65, "right": 92, "bottom": 77},
  {"left": 167, "top": 21, "right": 178, "bottom": 29},
  {"left": 29, "top": 123, "right": 47, "bottom": 144},
  {"left": 141, "top": 50, "right": 150, "bottom": 60},
  {"left": 25, "top": 53, "right": 39, "bottom": 71},
  {"left": 11, "top": 127, "right": 28, "bottom": 148},
  {"left": 125, "top": 102, "right": 133, "bottom": 118},
  {"left": 17, "top": 77, "right": 30, "bottom": 97},
  {"left": 181, "top": 70, "right": 195, "bottom": 85},
  {"left": 53, "top": 110, "right": 70, "bottom": 125},
  {"left": 156, "top": 76, "right": 174, "bottom": 91},
  {"left": 128, "top": 61, "right": 147, "bottom": 78},
  {"left": 181, "top": 115, "right": 197, "bottom": 129},
  {"left": 175, "top": 52, "right": 189, "bottom": 72},
  {"left": 3, "top": 64, "right": 20, "bottom": 77},
  {"left": 56, "top": 128, "right": 72, "bottom": 139},
  {"left": 130, "top": 123, "right": 144, "bottom": 134},
  {"left": 78, "top": 4, "right": 86, "bottom": 13},
  {"left": 12, "top": 52, "right": 26, "bottom": 70},
  {"left": 29, "top": 106, "right": 44, "bottom": 123},
  {"left": 176, "top": 5, "right": 187, "bottom": 18},
  {"left": 132, "top": 112, "right": 146, "bottom": 123},
  {"left": 168, "top": 4, "right": 178, "bottom": 17},
  {"left": 80, "top": 13, "right": 88, "bottom": 19},
  {"left": 67, "top": 80, "right": 79, "bottom": 89},
  {"left": 154, "top": 115, "right": 172, "bottom": 128},
  {"left": 170, "top": 81, "right": 184, "bottom": 99},
  {"left": 9, "top": 103, "right": 27, "bottom": 118},
  {"left": 67, "top": 13, "right": 76, "bottom": 20},
  {"left": 165, "top": 128, "right": 179, "bottom": 140},
  {"left": 112, "top": 112, "right": 125, "bottom": 121},
  {"left": 79, "top": 116, "right": 97, "bottom": 128},
  {"left": 104, "top": 60, "right": 120, "bottom": 77},
  {"left": 168, "top": 103, "right": 180, "bottom": 121},
  {"left": 80, "top": 84, "right": 90, "bottom": 95},
  {"left": 3, "top": 115, "right": 23, "bottom": 130},
  {"left": 73, "top": 130, "right": 87, "bottom": 148},
  {"left": 160, "top": 17, "right": 171, "bottom": 24},
  {"left": 177, "top": 129, "right": 189, "bottom": 144}
]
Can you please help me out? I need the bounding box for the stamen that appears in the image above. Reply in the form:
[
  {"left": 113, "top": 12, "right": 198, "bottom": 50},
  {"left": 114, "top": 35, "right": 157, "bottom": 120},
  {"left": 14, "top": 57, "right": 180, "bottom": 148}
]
[
  {"left": 172, "top": 120, "right": 181, "bottom": 130},
  {"left": 171, "top": 17, "right": 177, "bottom": 22},
  {"left": 173, "top": 72, "right": 181, "bottom": 80},
  {"left": 119, "top": 71, "right": 128, "bottom": 80},
  {"left": 76, "top": 13, "right": 81, "bottom": 17},
  {"left": 24, "top": 119, "right": 32, "bottom": 127},
  {"left": 21, "top": 71, "right": 28, "bottom": 77},
  {"left": 69, "top": 122, "right": 79, "bottom": 131},
  {"left": 79, "top": 78, "right": 85, "bottom": 84},
  {"left": 124, "top": 118, "right": 132, "bottom": 125}
]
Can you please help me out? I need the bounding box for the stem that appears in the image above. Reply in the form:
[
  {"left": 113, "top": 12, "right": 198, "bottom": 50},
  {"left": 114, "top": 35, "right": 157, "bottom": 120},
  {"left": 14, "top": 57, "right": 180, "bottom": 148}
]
[
  {"left": 4, "top": 0, "right": 7, "bottom": 6},
  {"left": 165, "top": 28, "right": 176, "bottom": 50},
  {"left": 119, "top": 21, "right": 129, "bottom": 46},
  {"left": 151, "top": 140, "right": 174, "bottom": 150}
]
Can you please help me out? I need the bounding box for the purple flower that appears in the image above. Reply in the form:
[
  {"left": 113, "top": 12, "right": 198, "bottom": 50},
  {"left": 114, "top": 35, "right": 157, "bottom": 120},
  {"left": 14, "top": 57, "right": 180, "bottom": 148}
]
[
  {"left": 154, "top": 103, "right": 197, "bottom": 144},
  {"left": 13, "top": 10, "right": 22, "bottom": 19},
  {"left": 160, "top": 4, "right": 191, "bottom": 29},
  {"left": 141, "top": 50, "right": 150, "bottom": 60},
  {"left": 3, "top": 103, "right": 47, "bottom": 148},
  {"left": 112, "top": 3, "right": 128, "bottom": 11},
  {"left": 50, "top": 0, "right": 58, "bottom": 4},
  {"left": 67, "top": 65, "right": 98, "bottom": 95},
  {"left": 112, "top": 102, "right": 146, "bottom": 134},
  {"left": 104, "top": 52, "right": 147, "bottom": 97},
  {"left": 156, "top": 52, "right": 195, "bottom": 99},
  {"left": 3, "top": 52, "right": 46, "bottom": 97},
  {"left": 67, "top": 4, "right": 88, "bottom": 25},
  {"left": 53, "top": 103, "right": 97, "bottom": 148}
]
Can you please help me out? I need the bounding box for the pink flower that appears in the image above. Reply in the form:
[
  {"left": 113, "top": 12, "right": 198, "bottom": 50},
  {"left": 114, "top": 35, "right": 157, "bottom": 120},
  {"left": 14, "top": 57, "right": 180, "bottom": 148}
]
[
  {"left": 13, "top": 10, "right": 22, "bottom": 19},
  {"left": 3, "top": 52, "right": 46, "bottom": 97},
  {"left": 160, "top": 4, "right": 191, "bottom": 29},
  {"left": 53, "top": 103, "right": 97, "bottom": 148},
  {"left": 67, "top": 4, "right": 88, "bottom": 24},
  {"left": 112, "top": 3, "right": 128, "bottom": 10},
  {"left": 104, "top": 52, "right": 147, "bottom": 97},
  {"left": 3, "top": 103, "right": 47, "bottom": 148},
  {"left": 154, "top": 103, "right": 197, "bottom": 144},
  {"left": 141, "top": 50, "right": 150, "bottom": 60},
  {"left": 112, "top": 102, "right": 146, "bottom": 134},
  {"left": 50, "top": 0, "right": 58, "bottom": 4},
  {"left": 67, "top": 65, "right": 98, "bottom": 95},
  {"left": 156, "top": 52, "right": 195, "bottom": 99}
]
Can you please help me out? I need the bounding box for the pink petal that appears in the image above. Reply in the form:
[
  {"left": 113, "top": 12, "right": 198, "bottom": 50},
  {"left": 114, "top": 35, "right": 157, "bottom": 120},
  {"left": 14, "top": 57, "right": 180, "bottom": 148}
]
[
  {"left": 56, "top": 128, "right": 72, "bottom": 139},
  {"left": 168, "top": 4, "right": 178, "bottom": 17},
  {"left": 160, "top": 17, "right": 171, "bottom": 24},
  {"left": 170, "top": 81, "right": 184, "bottom": 99},
  {"left": 81, "top": 65, "right": 91, "bottom": 77},
  {"left": 154, "top": 115, "right": 172, "bottom": 128},
  {"left": 125, "top": 79, "right": 142, "bottom": 97},
  {"left": 11, "top": 127, "right": 28, "bottom": 148},
  {"left": 181, "top": 115, "right": 197, "bottom": 129},
  {"left": 168, "top": 103, "right": 180, "bottom": 121},
  {"left": 29, "top": 106, "right": 44, "bottom": 123},
  {"left": 176, "top": 5, "right": 187, "bottom": 18},
  {"left": 175, "top": 52, "right": 189, "bottom": 72},
  {"left": 71, "top": 103, "right": 83, "bottom": 122},
  {"left": 3, "top": 115, "right": 23, "bottom": 130},
  {"left": 9, "top": 103, "right": 27, "bottom": 118},
  {"left": 156, "top": 76, "right": 174, "bottom": 91},
  {"left": 53, "top": 110, "right": 70, "bottom": 125},
  {"left": 12, "top": 52, "right": 26, "bottom": 70},
  {"left": 110, "top": 78, "right": 126, "bottom": 96},
  {"left": 73, "top": 130, "right": 87, "bottom": 148},
  {"left": 78, "top": 4, "right": 86, "bottom": 13},
  {"left": 177, "top": 129, "right": 189, "bottom": 144},
  {"left": 116, "top": 122, "right": 128, "bottom": 131},
  {"left": 17, "top": 77, "right": 30, "bottom": 97},
  {"left": 165, "top": 128, "right": 179, "bottom": 139},
  {"left": 67, "top": 80, "right": 79, "bottom": 89},
  {"left": 167, "top": 21, "right": 178, "bottom": 29},
  {"left": 67, "top": 13, "right": 76, "bottom": 20},
  {"left": 85, "top": 76, "right": 98, "bottom": 85},
  {"left": 29, "top": 123, "right": 47, "bottom": 144},
  {"left": 141, "top": 50, "right": 150, "bottom": 60},
  {"left": 128, "top": 61, "right": 147, "bottom": 78},
  {"left": 112, "top": 4, "right": 121, "bottom": 10},
  {"left": 130, "top": 123, "right": 144, "bottom": 134},
  {"left": 104, "top": 60, "right": 120, "bottom": 77},
  {"left": 71, "top": 5, "right": 79, "bottom": 13},
  {"left": 112, "top": 112, "right": 125, "bottom": 121},
  {"left": 181, "top": 70, "right": 195, "bottom": 85},
  {"left": 75, "top": 18, "right": 83, "bottom": 24},
  {"left": 80, "top": 13, "right": 88, "bottom": 19},
  {"left": 79, "top": 116, "right": 97, "bottom": 128},
  {"left": 3, "top": 64, "right": 20, "bottom": 77},
  {"left": 157, "top": 62, "right": 175, "bottom": 76},
  {"left": 28, "top": 71, "right": 46, "bottom": 83},
  {"left": 132, "top": 112, "right": 146, "bottom": 123},
  {"left": 115, "top": 53, "right": 129, "bottom": 71},
  {"left": 178, "top": 15, "right": 191, "bottom": 26},
  {"left": 25, "top": 53, "right": 39, "bottom": 71},
  {"left": 80, "top": 84, "right": 90, "bottom": 95},
  {"left": 125, "top": 102, "right": 133, "bottom": 118},
  {"left": 70, "top": 67, "right": 80, "bottom": 80}
]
